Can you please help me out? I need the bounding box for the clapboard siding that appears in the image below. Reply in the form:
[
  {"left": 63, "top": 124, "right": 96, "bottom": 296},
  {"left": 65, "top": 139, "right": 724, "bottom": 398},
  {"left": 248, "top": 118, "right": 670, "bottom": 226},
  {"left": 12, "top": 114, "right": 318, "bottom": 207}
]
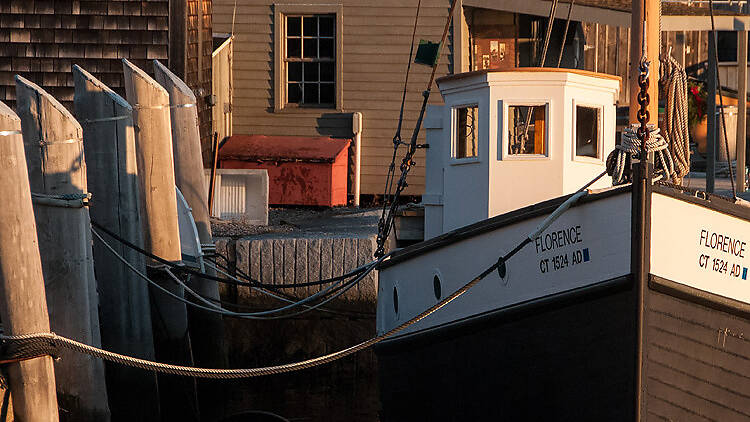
[
  {"left": 213, "top": 0, "right": 453, "bottom": 195},
  {"left": 643, "top": 288, "right": 750, "bottom": 421}
]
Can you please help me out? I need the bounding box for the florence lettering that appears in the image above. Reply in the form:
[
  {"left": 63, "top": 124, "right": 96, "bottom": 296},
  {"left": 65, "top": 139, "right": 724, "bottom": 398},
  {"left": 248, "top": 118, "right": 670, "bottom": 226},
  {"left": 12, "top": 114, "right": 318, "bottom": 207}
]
[
  {"left": 535, "top": 225, "right": 583, "bottom": 253},
  {"left": 699, "top": 229, "right": 746, "bottom": 258}
]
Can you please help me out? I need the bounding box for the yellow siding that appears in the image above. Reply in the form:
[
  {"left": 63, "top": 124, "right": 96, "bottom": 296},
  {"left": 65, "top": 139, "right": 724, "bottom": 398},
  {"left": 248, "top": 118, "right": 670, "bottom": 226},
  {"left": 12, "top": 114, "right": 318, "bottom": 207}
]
[{"left": 213, "top": 0, "right": 453, "bottom": 195}]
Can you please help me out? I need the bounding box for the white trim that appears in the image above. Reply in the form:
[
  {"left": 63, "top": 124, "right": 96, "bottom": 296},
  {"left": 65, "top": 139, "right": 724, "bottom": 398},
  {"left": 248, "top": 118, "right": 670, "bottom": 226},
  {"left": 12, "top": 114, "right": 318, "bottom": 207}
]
[
  {"left": 572, "top": 100, "right": 604, "bottom": 164},
  {"left": 500, "top": 99, "right": 551, "bottom": 161}
]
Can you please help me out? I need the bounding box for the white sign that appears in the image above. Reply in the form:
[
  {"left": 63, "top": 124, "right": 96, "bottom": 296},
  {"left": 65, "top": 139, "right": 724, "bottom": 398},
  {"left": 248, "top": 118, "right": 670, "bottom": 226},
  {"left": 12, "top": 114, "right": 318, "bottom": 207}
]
[{"left": 651, "top": 193, "right": 750, "bottom": 303}]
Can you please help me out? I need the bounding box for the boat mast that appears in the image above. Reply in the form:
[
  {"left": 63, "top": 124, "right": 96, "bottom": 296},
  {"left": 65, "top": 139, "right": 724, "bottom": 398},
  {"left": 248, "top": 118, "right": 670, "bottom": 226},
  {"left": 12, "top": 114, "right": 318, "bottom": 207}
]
[{"left": 630, "top": 0, "right": 659, "bottom": 419}]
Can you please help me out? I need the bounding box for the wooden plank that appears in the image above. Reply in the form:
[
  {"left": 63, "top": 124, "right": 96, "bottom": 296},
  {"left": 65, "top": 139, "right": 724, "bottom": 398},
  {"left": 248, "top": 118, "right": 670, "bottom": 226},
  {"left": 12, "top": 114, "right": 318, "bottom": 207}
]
[
  {"left": 15, "top": 75, "right": 111, "bottom": 421},
  {"left": 72, "top": 65, "right": 160, "bottom": 420},
  {"left": 0, "top": 100, "right": 58, "bottom": 422},
  {"left": 122, "top": 59, "right": 199, "bottom": 420}
]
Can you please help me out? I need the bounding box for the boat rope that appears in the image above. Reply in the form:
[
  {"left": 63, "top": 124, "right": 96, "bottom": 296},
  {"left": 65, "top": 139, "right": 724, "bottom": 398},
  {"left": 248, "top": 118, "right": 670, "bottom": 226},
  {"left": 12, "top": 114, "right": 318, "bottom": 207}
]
[
  {"left": 91, "top": 228, "right": 376, "bottom": 319},
  {"left": 709, "top": 0, "right": 737, "bottom": 199},
  {"left": 201, "top": 260, "right": 375, "bottom": 318},
  {"left": 607, "top": 124, "right": 675, "bottom": 185},
  {"left": 90, "top": 219, "right": 373, "bottom": 289},
  {"left": 375, "top": 0, "right": 459, "bottom": 258},
  {"left": 31, "top": 192, "right": 91, "bottom": 208},
  {"left": 659, "top": 53, "right": 691, "bottom": 183},
  {"left": 0, "top": 171, "right": 607, "bottom": 378}
]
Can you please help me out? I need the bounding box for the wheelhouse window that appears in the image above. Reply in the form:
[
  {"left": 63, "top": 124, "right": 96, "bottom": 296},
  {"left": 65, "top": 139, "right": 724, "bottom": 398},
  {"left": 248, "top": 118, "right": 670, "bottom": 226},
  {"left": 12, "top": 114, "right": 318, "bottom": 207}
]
[
  {"left": 454, "top": 105, "right": 478, "bottom": 159},
  {"left": 508, "top": 104, "right": 547, "bottom": 155},
  {"left": 575, "top": 105, "right": 600, "bottom": 158},
  {"left": 285, "top": 14, "right": 335, "bottom": 107}
]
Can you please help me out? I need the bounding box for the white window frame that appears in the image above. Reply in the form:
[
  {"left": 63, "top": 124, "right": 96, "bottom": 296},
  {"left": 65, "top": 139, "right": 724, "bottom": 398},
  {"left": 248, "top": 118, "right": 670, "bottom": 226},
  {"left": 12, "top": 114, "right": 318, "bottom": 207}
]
[
  {"left": 500, "top": 99, "right": 551, "bottom": 161},
  {"left": 273, "top": 4, "right": 343, "bottom": 112},
  {"left": 450, "top": 103, "right": 481, "bottom": 165},
  {"left": 572, "top": 100, "right": 604, "bottom": 164}
]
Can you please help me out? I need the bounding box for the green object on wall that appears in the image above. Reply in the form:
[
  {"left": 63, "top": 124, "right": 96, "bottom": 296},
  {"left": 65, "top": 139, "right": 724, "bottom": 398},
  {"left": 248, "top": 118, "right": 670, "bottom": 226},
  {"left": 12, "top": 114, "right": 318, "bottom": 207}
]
[{"left": 415, "top": 40, "right": 441, "bottom": 66}]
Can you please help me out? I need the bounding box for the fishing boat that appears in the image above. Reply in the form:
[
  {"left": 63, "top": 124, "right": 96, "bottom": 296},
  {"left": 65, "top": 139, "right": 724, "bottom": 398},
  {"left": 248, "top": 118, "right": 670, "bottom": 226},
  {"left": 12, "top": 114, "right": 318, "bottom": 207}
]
[{"left": 374, "top": 1, "right": 750, "bottom": 420}]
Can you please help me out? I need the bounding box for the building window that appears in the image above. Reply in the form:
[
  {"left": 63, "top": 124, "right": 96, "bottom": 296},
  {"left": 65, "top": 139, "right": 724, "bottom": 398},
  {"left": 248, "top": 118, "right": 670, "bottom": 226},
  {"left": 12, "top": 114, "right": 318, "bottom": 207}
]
[
  {"left": 285, "top": 15, "right": 335, "bottom": 106},
  {"left": 274, "top": 5, "right": 343, "bottom": 111},
  {"left": 454, "top": 105, "right": 478, "bottom": 159},
  {"left": 575, "top": 105, "right": 600, "bottom": 158},
  {"left": 508, "top": 104, "right": 547, "bottom": 155}
]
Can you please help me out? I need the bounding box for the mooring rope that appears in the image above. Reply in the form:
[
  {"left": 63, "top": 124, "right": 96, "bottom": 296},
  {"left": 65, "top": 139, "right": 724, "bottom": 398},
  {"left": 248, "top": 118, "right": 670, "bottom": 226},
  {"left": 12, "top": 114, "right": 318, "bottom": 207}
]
[
  {"left": 0, "top": 172, "right": 606, "bottom": 378},
  {"left": 607, "top": 124, "right": 675, "bottom": 185},
  {"left": 659, "top": 54, "right": 691, "bottom": 182}
]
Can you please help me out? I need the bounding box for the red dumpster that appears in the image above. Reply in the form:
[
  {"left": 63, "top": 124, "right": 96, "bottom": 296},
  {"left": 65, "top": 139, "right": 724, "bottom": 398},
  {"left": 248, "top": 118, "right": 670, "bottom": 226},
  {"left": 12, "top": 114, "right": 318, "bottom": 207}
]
[{"left": 219, "top": 134, "right": 351, "bottom": 206}]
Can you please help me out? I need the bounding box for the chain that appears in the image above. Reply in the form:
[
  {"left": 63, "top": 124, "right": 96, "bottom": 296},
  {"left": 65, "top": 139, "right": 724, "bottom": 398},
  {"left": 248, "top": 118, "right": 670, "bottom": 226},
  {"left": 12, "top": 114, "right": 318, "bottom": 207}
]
[{"left": 637, "top": 57, "right": 651, "bottom": 148}]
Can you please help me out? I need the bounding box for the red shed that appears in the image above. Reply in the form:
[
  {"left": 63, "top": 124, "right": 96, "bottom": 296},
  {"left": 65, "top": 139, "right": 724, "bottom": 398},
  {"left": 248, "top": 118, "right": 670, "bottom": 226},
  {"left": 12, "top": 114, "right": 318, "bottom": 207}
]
[{"left": 219, "top": 135, "right": 351, "bottom": 206}]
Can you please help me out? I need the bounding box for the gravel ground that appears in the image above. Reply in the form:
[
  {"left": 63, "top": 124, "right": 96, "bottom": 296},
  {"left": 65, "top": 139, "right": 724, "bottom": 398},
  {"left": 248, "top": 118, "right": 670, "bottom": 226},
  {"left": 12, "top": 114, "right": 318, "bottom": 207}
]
[{"left": 211, "top": 207, "right": 380, "bottom": 238}]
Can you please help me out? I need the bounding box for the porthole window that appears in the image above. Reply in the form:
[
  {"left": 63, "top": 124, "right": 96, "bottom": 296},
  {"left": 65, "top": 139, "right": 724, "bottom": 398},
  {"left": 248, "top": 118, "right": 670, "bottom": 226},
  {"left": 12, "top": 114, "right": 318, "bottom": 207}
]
[
  {"left": 393, "top": 286, "right": 399, "bottom": 314},
  {"left": 433, "top": 274, "right": 442, "bottom": 300}
]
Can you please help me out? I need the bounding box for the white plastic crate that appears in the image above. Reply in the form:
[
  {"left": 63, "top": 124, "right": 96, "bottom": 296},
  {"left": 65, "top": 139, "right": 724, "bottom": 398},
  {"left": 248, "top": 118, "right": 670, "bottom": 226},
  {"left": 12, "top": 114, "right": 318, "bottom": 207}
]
[{"left": 204, "top": 169, "right": 269, "bottom": 224}]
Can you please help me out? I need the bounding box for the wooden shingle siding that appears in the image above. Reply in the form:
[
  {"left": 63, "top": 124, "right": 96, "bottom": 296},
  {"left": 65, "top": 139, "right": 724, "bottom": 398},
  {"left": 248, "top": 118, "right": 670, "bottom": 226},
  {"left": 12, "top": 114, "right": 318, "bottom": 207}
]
[
  {"left": 0, "top": 0, "right": 169, "bottom": 111},
  {"left": 644, "top": 289, "right": 750, "bottom": 421},
  {"left": 213, "top": 0, "right": 453, "bottom": 195}
]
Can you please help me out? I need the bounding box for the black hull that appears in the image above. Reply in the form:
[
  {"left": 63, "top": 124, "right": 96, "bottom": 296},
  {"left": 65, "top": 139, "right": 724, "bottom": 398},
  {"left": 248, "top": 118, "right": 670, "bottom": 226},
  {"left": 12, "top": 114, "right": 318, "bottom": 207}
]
[{"left": 376, "top": 276, "right": 637, "bottom": 421}]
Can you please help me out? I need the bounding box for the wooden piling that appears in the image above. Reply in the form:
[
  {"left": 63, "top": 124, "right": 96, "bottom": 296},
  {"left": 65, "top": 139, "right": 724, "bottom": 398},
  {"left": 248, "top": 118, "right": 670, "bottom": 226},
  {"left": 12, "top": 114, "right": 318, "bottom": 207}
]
[
  {"left": 0, "top": 100, "right": 58, "bottom": 421},
  {"left": 72, "top": 65, "right": 160, "bottom": 421},
  {"left": 15, "top": 76, "right": 110, "bottom": 421},
  {"left": 153, "top": 60, "right": 226, "bottom": 369},
  {"left": 122, "top": 59, "right": 199, "bottom": 420}
]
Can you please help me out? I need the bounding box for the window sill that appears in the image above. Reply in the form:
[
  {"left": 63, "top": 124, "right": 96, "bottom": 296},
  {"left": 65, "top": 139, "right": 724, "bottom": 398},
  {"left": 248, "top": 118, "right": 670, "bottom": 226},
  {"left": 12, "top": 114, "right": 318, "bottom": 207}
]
[
  {"left": 449, "top": 157, "right": 481, "bottom": 166},
  {"left": 572, "top": 155, "right": 604, "bottom": 165},
  {"left": 501, "top": 154, "right": 550, "bottom": 161},
  {"left": 274, "top": 106, "right": 342, "bottom": 114}
]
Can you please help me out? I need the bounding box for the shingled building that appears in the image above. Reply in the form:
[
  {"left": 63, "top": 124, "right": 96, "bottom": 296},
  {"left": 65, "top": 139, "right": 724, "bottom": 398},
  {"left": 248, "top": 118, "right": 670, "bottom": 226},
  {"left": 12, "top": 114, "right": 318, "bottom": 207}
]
[{"left": 0, "top": 0, "right": 213, "bottom": 150}]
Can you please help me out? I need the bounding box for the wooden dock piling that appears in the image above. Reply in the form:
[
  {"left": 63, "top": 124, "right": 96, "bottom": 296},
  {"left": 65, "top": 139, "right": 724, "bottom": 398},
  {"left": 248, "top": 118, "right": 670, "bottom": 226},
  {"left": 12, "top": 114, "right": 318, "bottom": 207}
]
[
  {"left": 0, "top": 101, "right": 59, "bottom": 421},
  {"left": 122, "top": 59, "right": 199, "bottom": 420},
  {"left": 153, "top": 59, "right": 226, "bottom": 369},
  {"left": 72, "top": 65, "right": 160, "bottom": 421},
  {"left": 15, "top": 76, "right": 110, "bottom": 421}
]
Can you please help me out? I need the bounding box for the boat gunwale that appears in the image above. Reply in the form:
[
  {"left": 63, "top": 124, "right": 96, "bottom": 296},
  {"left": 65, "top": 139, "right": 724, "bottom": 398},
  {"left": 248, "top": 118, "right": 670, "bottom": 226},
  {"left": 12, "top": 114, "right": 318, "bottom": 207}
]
[
  {"left": 649, "top": 274, "right": 750, "bottom": 321},
  {"left": 378, "top": 185, "right": 632, "bottom": 270}
]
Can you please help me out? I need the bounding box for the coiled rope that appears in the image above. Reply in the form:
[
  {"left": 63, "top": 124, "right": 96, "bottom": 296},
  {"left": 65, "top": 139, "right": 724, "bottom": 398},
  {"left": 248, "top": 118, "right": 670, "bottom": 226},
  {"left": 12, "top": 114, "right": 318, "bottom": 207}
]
[
  {"left": 659, "top": 54, "right": 691, "bottom": 182},
  {"left": 607, "top": 124, "right": 676, "bottom": 185}
]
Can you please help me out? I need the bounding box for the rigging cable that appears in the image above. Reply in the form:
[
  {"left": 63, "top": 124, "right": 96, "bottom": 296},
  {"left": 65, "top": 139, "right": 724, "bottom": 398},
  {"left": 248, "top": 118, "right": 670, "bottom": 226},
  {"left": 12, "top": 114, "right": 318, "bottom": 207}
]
[
  {"left": 555, "top": 0, "right": 575, "bottom": 68},
  {"left": 375, "top": 0, "right": 460, "bottom": 257},
  {"left": 0, "top": 171, "right": 608, "bottom": 379},
  {"left": 708, "top": 0, "right": 738, "bottom": 199},
  {"left": 90, "top": 219, "right": 371, "bottom": 289},
  {"left": 91, "top": 228, "right": 376, "bottom": 319}
]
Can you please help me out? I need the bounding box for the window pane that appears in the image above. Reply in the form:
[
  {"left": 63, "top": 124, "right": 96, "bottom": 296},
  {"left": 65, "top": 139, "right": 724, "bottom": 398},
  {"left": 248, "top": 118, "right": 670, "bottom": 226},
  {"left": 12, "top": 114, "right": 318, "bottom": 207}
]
[
  {"left": 304, "top": 62, "right": 319, "bottom": 82},
  {"left": 320, "top": 16, "right": 334, "bottom": 37},
  {"left": 288, "top": 38, "right": 301, "bottom": 58},
  {"left": 288, "top": 62, "right": 302, "bottom": 82},
  {"left": 576, "top": 106, "right": 599, "bottom": 158},
  {"left": 304, "top": 83, "right": 319, "bottom": 104},
  {"left": 287, "top": 17, "right": 301, "bottom": 37},
  {"left": 455, "top": 106, "right": 478, "bottom": 159},
  {"left": 288, "top": 83, "right": 302, "bottom": 104},
  {"left": 320, "top": 83, "right": 335, "bottom": 104},
  {"left": 320, "top": 62, "right": 334, "bottom": 82},
  {"left": 508, "top": 105, "right": 547, "bottom": 155},
  {"left": 320, "top": 38, "right": 334, "bottom": 58},
  {"left": 303, "top": 38, "right": 318, "bottom": 58},
  {"left": 303, "top": 16, "right": 318, "bottom": 37}
]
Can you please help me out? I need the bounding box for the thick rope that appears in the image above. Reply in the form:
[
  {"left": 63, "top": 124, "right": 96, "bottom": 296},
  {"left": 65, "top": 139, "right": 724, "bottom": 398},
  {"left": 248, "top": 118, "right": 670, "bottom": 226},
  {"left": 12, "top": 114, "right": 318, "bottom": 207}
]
[
  {"left": 607, "top": 124, "right": 675, "bottom": 185},
  {"left": 659, "top": 54, "right": 691, "bottom": 182}
]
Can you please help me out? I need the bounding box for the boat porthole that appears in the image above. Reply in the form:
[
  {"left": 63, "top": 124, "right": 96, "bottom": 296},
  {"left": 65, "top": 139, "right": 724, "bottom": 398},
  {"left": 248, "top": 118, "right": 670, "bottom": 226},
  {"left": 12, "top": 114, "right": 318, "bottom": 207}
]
[
  {"left": 433, "top": 274, "right": 442, "bottom": 300},
  {"left": 393, "top": 286, "right": 399, "bottom": 314}
]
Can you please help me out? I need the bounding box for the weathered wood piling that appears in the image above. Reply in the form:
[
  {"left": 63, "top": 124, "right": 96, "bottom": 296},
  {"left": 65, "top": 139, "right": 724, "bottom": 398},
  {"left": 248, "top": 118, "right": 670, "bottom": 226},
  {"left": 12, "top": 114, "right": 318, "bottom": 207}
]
[
  {"left": 72, "top": 65, "right": 160, "bottom": 421},
  {"left": 15, "top": 76, "right": 110, "bottom": 421},
  {"left": 153, "top": 59, "right": 226, "bottom": 369},
  {"left": 0, "top": 101, "right": 59, "bottom": 421},
  {"left": 122, "top": 59, "right": 199, "bottom": 420}
]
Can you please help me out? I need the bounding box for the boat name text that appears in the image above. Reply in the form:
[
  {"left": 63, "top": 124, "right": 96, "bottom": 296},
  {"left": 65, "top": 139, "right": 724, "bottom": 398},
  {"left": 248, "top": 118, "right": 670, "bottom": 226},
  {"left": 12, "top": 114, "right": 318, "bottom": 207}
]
[
  {"left": 535, "top": 225, "right": 582, "bottom": 253},
  {"left": 699, "top": 229, "right": 746, "bottom": 258}
]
